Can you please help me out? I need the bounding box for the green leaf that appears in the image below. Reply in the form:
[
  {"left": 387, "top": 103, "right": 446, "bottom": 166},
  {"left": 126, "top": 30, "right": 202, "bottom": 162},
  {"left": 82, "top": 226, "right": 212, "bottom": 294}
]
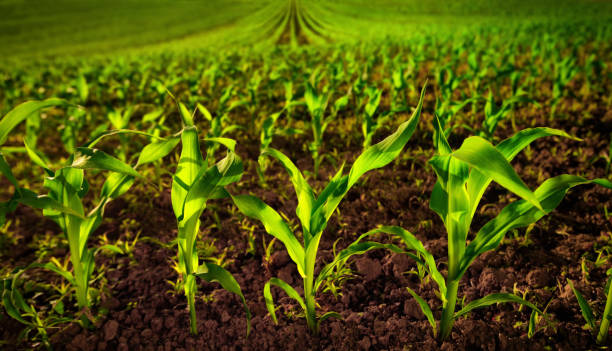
[
  {"left": 262, "top": 148, "right": 315, "bottom": 237},
  {"left": 179, "top": 102, "right": 195, "bottom": 126},
  {"left": 0, "top": 153, "right": 19, "bottom": 189},
  {"left": 406, "top": 287, "right": 437, "bottom": 336},
  {"left": 180, "top": 163, "right": 225, "bottom": 223},
  {"left": 85, "top": 129, "right": 163, "bottom": 148},
  {"left": 314, "top": 239, "right": 409, "bottom": 293},
  {"left": 23, "top": 140, "right": 53, "bottom": 176},
  {"left": 71, "top": 148, "right": 140, "bottom": 178},
  {"left": 460, "top": 176, "right": 612, "bottom": 277},
  {"left": 432, "top": 113, "right": 453, "bottom": 155},
  {"left": 567, "top": 279, "right": 596, "bottom": 330},
  {"left": 54, "top": 300, "right": 65, "bottom": 315},
  {"left": 454, "top": 293, "right": 541, "bottom": 319},
  {"left": 136, "top": 137, "right": 180, "bottom": 166},
  {"left": 429, "top": 182, "right": 448, "bottom": 221},
  {"left": 317, "top": 311, "right": 342, "bottom": 329},
  {"left": 30, "top": 262, "right": 76, "bottom": 286},
  {"left": 310, "top": 84, "right": 426, "bottom": 235},
  {"left": 304, "top": 83, "right": 327, "bottom": 119},
  {"left": 366, "top": 226, "right": 447, "bottom": 298},
  {"left": 348, "top": 83, "right": 426, "bottom": 189},
  {"left": 334, "top": 95, "right": 349, "bottom": 112},
  {"left": 0, "top": 98, "right": 69, "bottom": 146},
  {"left": 142, "top": 108, "right": 164, "bottom": 123},
  {"left": 528, "top": 310, "right": 538, "bottom": 338},
  {"left": 466, "top": 127, "right": 576, "bottom": 218},
  {"left": 17, "top": 189, "right": 84, "bottom": 219},
  {"left": 195, "top": 262, "right": 251, "bottom": 336},
  {"left": 100, "top": 173, "right": 135, "bottom": 200},
  {"left": 215, "top": 151, "right": 243, "bottom": 187},
  {"left": 171, "top": 126, "right": 204, "bottom": 218},
  {"left": 263, "top": 277, "right": 305, "bottom": 324},
  {"left": 364, "top": 87, "right": 382, "bottom": 117},
  {"left": 452, "top": 136, "right": 542, "bottom": 211},
  {"left": 196, "top": 103, "right": 213, "bottom": 121},
  {"left": 310, "top": 165, "right": 347, "bottom": 234},
  {"left": 203, "top": 137, "right": 237, "bottom": 152},
  {"left": 96, "top": 244, "right": 125, "bottom": 255},
  {"left": 76, "top": 74, "right": 89, "bottom": 102},
  {"left": 1, "top": 286, "right": 31, "bottom": 325},
  {"left": 231, "top": 195, "right": 305, "bottom": 277}
]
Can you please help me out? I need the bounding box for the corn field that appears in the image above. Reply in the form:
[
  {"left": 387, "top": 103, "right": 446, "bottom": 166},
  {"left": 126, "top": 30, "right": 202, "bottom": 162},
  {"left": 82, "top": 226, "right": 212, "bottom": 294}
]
[{"left": 1, "top": 0, "right": 612, "bottom": 350}]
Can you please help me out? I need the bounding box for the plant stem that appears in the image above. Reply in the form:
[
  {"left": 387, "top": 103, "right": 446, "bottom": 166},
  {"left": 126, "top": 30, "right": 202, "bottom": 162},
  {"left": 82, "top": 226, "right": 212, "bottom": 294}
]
[
  {"left": 313, "top": 151, "right": 320, "bottom": 178},
  {"left": 597, "top": 285, "right": 612, "bottom": 344},
  {"left": 75, "top": 283, "right": 88, "bottom": 310},
  {"left": 439, "top": 279, "right": 459, "bottom": 340},
  {"left": 186, "top": 276, "right": 198, "bottom": 335},
  {"left": 69, "top": 238, "right": 87, "bottom": 309},
  {"left": 304, "top": 277, "right": 317, "bottom": 334}
]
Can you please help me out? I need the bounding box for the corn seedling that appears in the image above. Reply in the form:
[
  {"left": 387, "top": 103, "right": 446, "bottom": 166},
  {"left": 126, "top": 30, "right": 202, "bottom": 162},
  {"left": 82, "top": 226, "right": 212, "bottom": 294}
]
[
  {"left": 305, "top": 84, "right": 349, "bottom": 176},
  {"left": 0, "top": 97, "right": 179, "bottom": 318},
  {"left": 171, "top": 102, "right": 250, "bottom": 335},
  {"left": 478, "top": 91, "right": 538, "bottom": 141},
  {"left": 106, "top": 107, "right": 134, "bottom": 160},
  {"left": 304, "top": 81, "right": 329, "bottom": 176},
  {"left": 257, "top": 109, "right": 302, "bottom": 185},
  {"left": 360, "top": 85, "right": 384, "bottom": 148},
  {"left": 231, "top": 84, "right": 425, "bottom": 334},
  {"left": 390, "top": 66, "right": 407, "bottom": 110},
  {"left": 568, "top": 271, "right": 612, "bottom": 344},
  {"left": 1, "top": 269, "right": 73, "bottom": 350},
  {"left": 363, "top": 114, "right": 612, "bottom": 340},
  {"left": 551, "top": 57, "right": 579, "bottom": 118},
  {"left": 20, "top": 126, "right": 180, "bottom": 319},
  {"left": 436, "top": 66, "right": 462, "bottom": 103},
  {"left": 196, "top": 103, "right": 243, "bottom": 165}
]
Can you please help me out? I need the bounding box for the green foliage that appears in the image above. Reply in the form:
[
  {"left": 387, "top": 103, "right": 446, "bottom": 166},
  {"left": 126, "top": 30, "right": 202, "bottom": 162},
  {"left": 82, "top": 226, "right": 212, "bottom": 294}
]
[
  {"left": 1, "top": 269, "right": 72, "bottom": 350},
  {"left": 568, "top": 272, "right": 612, "bottom": 344},
  {"left": 384, "top": 116, "right": 612, "bottom": 340},
  {"left": 0, "top": 0, "right": 610, "bottom": 345},
  {"left": 22, "top": 130, "right": 176, "bottom": 315},
  {"left": 170, "top": 102, "right": 250, "bottom": 335},
  {"left": 232, "top": 84, "right": 425, "bottom": 333}
]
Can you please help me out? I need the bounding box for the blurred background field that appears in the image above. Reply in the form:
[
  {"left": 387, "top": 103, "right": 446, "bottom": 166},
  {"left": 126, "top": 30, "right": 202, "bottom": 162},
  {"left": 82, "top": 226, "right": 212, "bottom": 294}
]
[{"left": 1, "top": 0, "right": 611, "bottom": 60}]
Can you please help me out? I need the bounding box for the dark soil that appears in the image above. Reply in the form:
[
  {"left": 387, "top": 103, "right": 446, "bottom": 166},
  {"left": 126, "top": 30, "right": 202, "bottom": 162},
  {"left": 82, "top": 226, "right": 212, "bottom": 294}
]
[{"left": 1, "top": 100, "right": 612, "bottom": 351}]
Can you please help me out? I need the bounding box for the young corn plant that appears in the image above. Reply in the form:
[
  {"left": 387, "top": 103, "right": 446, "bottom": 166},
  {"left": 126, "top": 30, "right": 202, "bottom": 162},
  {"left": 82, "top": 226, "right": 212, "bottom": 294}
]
[
  {"left": 106, "top": 106, "right": 134, "bottom": 161},
  {"left": 22, "top": 128, "right": 180, "bottom": 318},
  {"left": 304, "top": 82, "right": 329, "bottom": 176},
  {"left": 257, "top": 110, "right": 303, "bottom": 186},
  {"left": 304, "top": 82, "right": 350, "bottom": 176},
  {"left": 231, "top": 85, "right": 425, "bottom": 334},
  {"left": 196, "top": 103, "right": 242, "bottom": 165},
  {"left": 364, "top": 115, "right": 612, "bottom": 340},
  {"left": 478, "top": 91, "right": 537, "bottom": 141},
  {"left": 551, "top": 56, "right": 579, "bottom": 118},
  {"left": 436, "top": 66, "right": 462, "bottom": 103},
  {"left": 568, "top": 270, "right": 612, "bottom": 344},
  {"left": 390, "top": 66, "right": 407, "bottom": 111},
  {"left": 360, "top": 85, "right": 383, "bottom": 148},
  {"left": 1, "top": 268, "right": 73, "bottom": 350},
  {"left": 171, "top": 102, "right": 250, "bottom": 335}
]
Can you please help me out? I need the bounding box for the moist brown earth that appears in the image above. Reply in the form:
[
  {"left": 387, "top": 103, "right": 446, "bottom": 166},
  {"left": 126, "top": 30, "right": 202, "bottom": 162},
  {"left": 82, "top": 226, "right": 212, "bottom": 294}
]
[{"left": 1, "top": 101, "right": 612, "bottom": 350}]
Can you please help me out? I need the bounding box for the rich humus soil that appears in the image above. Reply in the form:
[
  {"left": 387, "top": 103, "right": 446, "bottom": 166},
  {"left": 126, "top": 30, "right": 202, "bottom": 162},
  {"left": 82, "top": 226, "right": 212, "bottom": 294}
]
[{"left": 2, "top": 99, "right": 612, "bottom": 350}]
